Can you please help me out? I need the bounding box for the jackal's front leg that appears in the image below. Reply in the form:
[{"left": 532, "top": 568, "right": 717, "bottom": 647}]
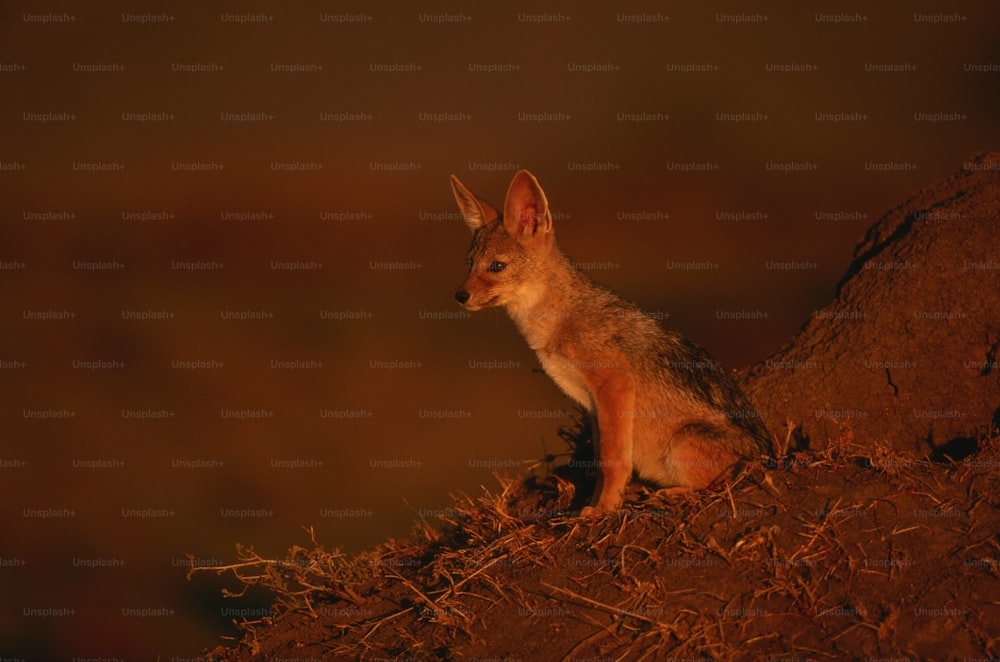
[{"left": 580, "top": 378, "right": 635, "bottom": 515}]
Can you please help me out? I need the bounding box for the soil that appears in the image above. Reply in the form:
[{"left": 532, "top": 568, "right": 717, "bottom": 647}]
[
  {"left": 195, "top": 438, "right": 1000, "bottom": 661},
  {"left": 741, "top": 152, "right": 1000, "bottom": 461},
  {"left": 193, "top": 154, "right": 1000, "bottom": 661}
]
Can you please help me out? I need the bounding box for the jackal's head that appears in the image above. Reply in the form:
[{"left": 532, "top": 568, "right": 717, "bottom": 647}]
[{"left": 451, "top": 169, "right": 554, "bottom": 311}]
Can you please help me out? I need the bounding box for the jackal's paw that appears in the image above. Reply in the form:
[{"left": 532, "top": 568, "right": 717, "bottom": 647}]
[{"left": 579, "top": 501, "right": 620, "bottom": 517}]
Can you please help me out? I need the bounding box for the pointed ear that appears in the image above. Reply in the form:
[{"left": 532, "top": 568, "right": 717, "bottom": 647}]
[
  {"left": 502, "top": 170, "right": 552, "bottom": 241},
  {"left": 450, "top": 175, "right": 499, "bottom": 233}
]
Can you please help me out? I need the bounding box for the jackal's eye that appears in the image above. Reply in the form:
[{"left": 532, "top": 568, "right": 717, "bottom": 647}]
[{"left": 487, "top": 260, "right": 507, "bottom": 273}]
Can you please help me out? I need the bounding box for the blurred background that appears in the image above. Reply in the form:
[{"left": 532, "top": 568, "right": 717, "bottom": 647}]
[{"left": 1, "top": 0, "right": 998, "bottom": 658}]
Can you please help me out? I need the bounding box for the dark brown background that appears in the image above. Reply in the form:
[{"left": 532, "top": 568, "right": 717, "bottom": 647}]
[{"left": 2, "top": 1, "right": 998, "bottom": 658}]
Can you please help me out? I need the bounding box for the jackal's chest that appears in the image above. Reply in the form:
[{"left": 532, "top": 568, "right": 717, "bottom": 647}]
[{"left": 535, "top": 349, "right": 593, "bottom": 411}]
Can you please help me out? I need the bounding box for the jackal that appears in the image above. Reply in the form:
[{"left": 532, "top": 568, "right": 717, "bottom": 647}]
[{"left": 451, "top": 170, "right": 771, "bottom": 513}]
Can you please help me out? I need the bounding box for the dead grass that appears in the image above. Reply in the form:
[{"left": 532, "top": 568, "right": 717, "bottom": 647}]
[{"left": 191, "top": 412, "right": 1000, "bottom": 661}]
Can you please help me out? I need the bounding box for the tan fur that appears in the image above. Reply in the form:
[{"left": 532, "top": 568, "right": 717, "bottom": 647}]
[{"left": 451, "top": 170, "right": 772, "bottom": 514}]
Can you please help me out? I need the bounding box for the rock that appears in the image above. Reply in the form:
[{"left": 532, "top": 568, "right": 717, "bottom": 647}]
[{"left": 742, "top": 152, "right": 1000, "bottom": 459}]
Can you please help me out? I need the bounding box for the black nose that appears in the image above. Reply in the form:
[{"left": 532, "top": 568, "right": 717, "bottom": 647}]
[{"left": 454, "top": 290, "right": 470, "bottom": 304}]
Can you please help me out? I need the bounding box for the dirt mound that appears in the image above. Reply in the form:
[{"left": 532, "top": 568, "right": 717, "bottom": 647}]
[
  {"left": 741, "top": 152, "right": 1000, "bottom": 460},
  {"left": 195, "top": 433, "right": 1000, "bottom": 661}
]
